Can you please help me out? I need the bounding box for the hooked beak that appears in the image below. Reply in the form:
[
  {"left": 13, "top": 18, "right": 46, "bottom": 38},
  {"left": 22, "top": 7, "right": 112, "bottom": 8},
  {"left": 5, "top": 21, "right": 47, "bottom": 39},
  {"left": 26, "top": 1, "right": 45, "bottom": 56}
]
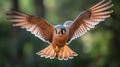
[{"left": 57, "top": 29, "right": 61, "bottom": 34}]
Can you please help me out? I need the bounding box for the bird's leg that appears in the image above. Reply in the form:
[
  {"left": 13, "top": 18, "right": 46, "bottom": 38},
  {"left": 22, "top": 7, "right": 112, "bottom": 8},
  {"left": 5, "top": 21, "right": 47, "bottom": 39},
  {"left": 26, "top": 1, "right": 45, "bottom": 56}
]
[
  {"left": 55, "top": 46, "right": 59, "bottom": 53},
  {"left": 54, "top": 45, "right": 64, "bottom": 53}
]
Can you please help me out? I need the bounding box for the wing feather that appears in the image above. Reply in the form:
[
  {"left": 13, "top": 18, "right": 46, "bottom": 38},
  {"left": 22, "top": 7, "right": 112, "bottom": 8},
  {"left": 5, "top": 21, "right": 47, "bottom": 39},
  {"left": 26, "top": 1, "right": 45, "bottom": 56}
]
[
  {"left": 67, "top": 0, "right": 113, "bottom": 43},
  {"left": 7, "top": 10, "right": 54, "bottom": 43}
]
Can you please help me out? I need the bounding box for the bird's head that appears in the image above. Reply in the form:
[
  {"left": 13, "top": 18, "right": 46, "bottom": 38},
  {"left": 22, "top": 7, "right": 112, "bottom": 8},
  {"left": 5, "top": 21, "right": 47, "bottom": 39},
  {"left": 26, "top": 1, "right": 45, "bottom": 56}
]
[{"left": 54, "top": 25, "right": 66, "bottom": 35}]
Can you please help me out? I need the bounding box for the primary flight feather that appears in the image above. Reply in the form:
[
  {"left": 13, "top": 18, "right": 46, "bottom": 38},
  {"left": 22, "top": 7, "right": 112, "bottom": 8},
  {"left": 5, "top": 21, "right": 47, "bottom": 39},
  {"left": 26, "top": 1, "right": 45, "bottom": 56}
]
[{"left": 7, "top": 0, "right": 113, "bottom": 60}]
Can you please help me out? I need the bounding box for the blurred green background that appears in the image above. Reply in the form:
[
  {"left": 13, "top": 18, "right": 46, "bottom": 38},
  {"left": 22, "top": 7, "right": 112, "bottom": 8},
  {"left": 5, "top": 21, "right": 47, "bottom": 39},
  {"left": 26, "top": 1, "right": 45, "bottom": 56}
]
[{"left": 0, "top": 0, "right": 120, "bottom": 67}]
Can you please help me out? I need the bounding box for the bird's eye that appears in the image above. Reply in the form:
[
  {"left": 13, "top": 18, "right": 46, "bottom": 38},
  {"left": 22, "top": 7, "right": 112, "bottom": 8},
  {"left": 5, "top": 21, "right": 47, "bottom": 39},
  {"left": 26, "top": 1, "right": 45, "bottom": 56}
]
[
  {"left": 55, "top": 29, "right": 57, "bottom": 34},
  {"left": 62, "top": 30, "right": 65, "bottom": 34},
  {"left": 61, "top": 29, "right": 66, "bottom": 34},
  {"left": 55, "top": 30, "right": 57, "bottom": 34}
]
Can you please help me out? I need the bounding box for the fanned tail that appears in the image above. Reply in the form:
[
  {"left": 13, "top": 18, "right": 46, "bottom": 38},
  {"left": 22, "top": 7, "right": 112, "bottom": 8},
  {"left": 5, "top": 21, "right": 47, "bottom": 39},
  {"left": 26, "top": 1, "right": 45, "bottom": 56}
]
[{"left": 36, "top": 45, "right": 78, "bottom": 60}]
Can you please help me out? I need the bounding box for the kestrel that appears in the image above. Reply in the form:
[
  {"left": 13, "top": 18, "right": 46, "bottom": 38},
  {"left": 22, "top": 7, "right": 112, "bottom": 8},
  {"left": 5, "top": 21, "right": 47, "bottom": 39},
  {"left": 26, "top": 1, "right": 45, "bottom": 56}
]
[{"left": 7, "top": 0, "right": 113, "bottom": 60}]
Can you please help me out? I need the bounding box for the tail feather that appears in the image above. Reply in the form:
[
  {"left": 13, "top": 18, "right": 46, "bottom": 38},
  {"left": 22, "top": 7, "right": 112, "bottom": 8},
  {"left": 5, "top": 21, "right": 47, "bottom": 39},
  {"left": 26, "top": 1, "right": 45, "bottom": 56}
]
[
  {"left": 58, "top": 45, "right": 78, "bottom": 60},
  {"left": 36, "top": 45, "right": 78, "bottom": 60},
  {"left": 45, "top": 46, "right": 52, "bottom": 57},
  {"left": 66, "top": 46, "right": 78, "bottom": 56},
  {"left": 36, "top": 45, "right": 56, "bottom": 59}
]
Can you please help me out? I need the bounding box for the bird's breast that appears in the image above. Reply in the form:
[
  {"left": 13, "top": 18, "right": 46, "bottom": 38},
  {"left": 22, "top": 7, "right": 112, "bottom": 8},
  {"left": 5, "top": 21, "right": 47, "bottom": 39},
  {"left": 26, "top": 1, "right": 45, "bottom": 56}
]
[{"left": 52, "top": 33, "right": 69, "bottom": 47}]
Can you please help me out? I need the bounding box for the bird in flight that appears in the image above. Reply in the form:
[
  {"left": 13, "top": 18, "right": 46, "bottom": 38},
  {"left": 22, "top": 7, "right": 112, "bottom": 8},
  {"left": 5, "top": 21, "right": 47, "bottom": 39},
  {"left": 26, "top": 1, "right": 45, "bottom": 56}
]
[{"left": 7, "top": 0, "right": 113, "bottom": 60}]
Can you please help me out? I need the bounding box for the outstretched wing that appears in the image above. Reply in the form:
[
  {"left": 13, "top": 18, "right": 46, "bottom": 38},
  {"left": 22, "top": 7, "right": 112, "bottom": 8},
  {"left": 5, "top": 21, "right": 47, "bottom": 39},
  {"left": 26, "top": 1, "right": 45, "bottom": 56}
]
[
  {"left": 7, "top": 10, "right": 54, "bottom": 43},
  {"left": 67, "top": 0, "right": 113, "bottom": 43}
]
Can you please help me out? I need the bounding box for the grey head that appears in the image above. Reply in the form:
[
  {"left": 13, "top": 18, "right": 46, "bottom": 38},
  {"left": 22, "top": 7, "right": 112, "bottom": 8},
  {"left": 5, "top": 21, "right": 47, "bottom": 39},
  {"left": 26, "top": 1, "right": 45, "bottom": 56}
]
[
  {"left": 54, "top": 25, "right": 66, "bottom": 35},
  {"left": 63, "top": 21, "right": 73, "bottom": 27}
]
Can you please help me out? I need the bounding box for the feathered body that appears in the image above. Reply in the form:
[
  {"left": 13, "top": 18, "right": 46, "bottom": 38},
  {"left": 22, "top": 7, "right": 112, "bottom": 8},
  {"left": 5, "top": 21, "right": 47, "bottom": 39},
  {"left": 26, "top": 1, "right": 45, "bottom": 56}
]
[
  {"left": 52, "top": 24, "right": 70, "bottom": 47},
  {"left": 7, "top": 0, "right": 113, "bottom": 60},
  {"left": 39, "top": 24, "right": 78, "bottom": 60},
  {"left": 52, "top": 30, "right": 68, "bottom": 47}
]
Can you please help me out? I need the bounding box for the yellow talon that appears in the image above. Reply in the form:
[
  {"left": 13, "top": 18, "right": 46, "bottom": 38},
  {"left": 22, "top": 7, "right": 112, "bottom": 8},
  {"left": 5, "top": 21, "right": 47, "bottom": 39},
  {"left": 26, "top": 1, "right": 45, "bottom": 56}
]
[
  {"left": 55, "top": 46, "right": 59, "bottom": 52},
  {"left": 55, "top": 46, "right": 64, "bottom": 53}
]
